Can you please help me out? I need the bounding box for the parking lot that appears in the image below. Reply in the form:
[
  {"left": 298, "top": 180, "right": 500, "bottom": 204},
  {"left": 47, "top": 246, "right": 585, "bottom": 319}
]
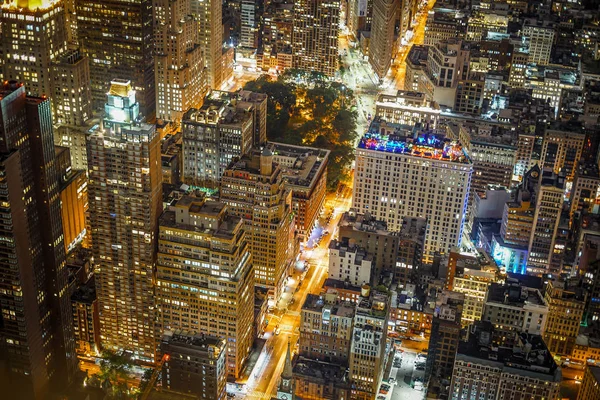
[{"left": 387, "top": 350, "right": 426, "bottom": 400}]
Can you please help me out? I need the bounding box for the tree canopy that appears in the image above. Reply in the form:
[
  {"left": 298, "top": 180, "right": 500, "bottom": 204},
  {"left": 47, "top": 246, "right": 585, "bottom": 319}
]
[{"left": 243, "top": 70, "right": 358, "bottom": 190}]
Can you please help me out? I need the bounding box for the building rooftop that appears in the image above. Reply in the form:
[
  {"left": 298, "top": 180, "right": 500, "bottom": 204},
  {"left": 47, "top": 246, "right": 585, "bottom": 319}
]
[
  {"left": 407, "top": 45, "right": 429, "bottom": 67},
  {"left": 162, "top": 330, "right": 224, "bottom": 352},
  {"left": 458, "top": 322, "right": 561, "bottom": 382},
  {"left": 159, "top": 197, "right": 241, "bottom": 240},
  {"left": 357, "top": 291, "right": 388, "bottom": 319},
  {"left": 293, "top": 356, "right": 349, "bottom": 384},
  {"left": 302, "top": 294, "right": 356, "bottom": 318},
  {"left": 399, "top": 217, "right": 427, "bottom": 241},
  {"left": 329, "top": 239, "right": 373, "bottom": 265},
  {"left": 71, "top": 278, "right": 96, "bottom": 305},
  {"left": 339, "top": 209, "right": 393, "bottom": 236},
  {"left": 525, "top": 64, "right": 579, "bottom": 86},
  {"left": 323, "top": 278, "right": 362, "bottom": 293},
  {"left": 358, "top": 120, "right": 470, "bottom": 164},
  {"left": 266, "top": 142, "right": 329, "bottom": 190},
  {"left": 486, "top": 280, "right": 547, "bottom": 308}
]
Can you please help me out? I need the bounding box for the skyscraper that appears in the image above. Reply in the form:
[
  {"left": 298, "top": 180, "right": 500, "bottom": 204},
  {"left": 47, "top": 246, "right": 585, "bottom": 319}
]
[
  {"left": 292, "top": 0, "right": 340, "bottom": 76},
  {"left": 155, "top": 196, "right": 254, "bottom": 378},
  {"left": 352, "top": 121, "right": 473, "bottom": 263},
  {"left": 154, "top": 0, "right": 207, "bottom": 123},
  {"left": 220, "top": 150, "right": 296, "bottom": 300},
  {"left": 0, "top": 0, "right": 68, "bottom": 98},
  {"left": 527, "top": 169, "right": 565, "bottom": 276},
  {"left": 0, "top": 81, "right": 76, "bottom": 399},
  {"left": 51, "top": 49, "right": 94, "bottom": 126},
  {"left": 369, "top": 0, "right": 398, "bottom": 80},
  {"left": 87, "top": 79, "right": 162, "bottom": 362},
  {"left": 192, "top": 0, "right": 223, "bottom": 89},
  {"left": 77, "top": 0, "right": 155, "bottom": 117}
]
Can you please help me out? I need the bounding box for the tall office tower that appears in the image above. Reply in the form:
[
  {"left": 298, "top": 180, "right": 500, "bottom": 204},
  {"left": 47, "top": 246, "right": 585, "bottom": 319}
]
[
  {"left": 63, "top": 0, "right": 77, "bottom": 45},
  {"left": 155, "top": 196, "right": 254, "bottom": 378},
  {"left": 466, "top": 140, "right": 516, "bottom": 207},
  {"left": 425, "top": 291, "right": 464, "bottom": 386},
  {"left": 523, "top": 19, "right": 555, "bottom": 65},
  {"left": 257, "top": 0, "right": 294, "bottom": 71},
  {"left": 450, "top": 322, "right": 562, "bottom": 400},
  {"left": 349, "top": 290, "right": 389, "bottom": 398},
  {"left": 352, "top": 122, "right": 473, "bottom": 263},
  {"left": 543, "top": 280, "right": 587, "bottom": 356},
  {"left": 423, "top": 39, "right": 471, "bottom": 109},
  {"left": 76, "top": 0, "right": 155, "bottom": 117},
  {"left": 541, "top": 123, "right": 586, "bottom": 181},
  {"left": 240, "top": 0, "right": 261, "bottom": 49},
  {"left": 369, "top": 0, "right": 398, "bottom": 80},
  {"left": 300, "top": 293, "right": 355, "bottom": 363},
  {"left": 514, "top": 131, "right": 535, "bottom": 180},
  {"left": 570, "top": 163, "right": 600, "bottom": 222},
  {"left": 292, "top": 0, "right": 340, "bottom": 77},
  {"left": 51, "top": 49, "right": 93, "bottom": 126},
  {"left": 87, "top": 79, "right": 162, "bottom": 362},
  {"left": 527, "top": 169, "right": 565, "bottom": 276},
  {"left": 0, "top": 82, "right": 76, "bottom": 399},
  {"left": 266, "top": 142, "right": 329, "bottom": 240},
  {"left": 490, "top": 166, "right": 538, "bottom": 274},
  {"left": 161, "top": 331, "right": 227, "bottom": 399},
  {"left": 0, "top": 0, "right": 68, "bottom": 98},
  {"left": 220, "top": 150, "right": 296, "bottom": 300},
  {"left": 51, "top": 48, "right": 97, "bottom": 171},
  {"left": 154, "top": 0, "right": 207, "bottom": 123},
  {"left": 182, "top": 92, "right": 254, "bottom": 188},
  {"left": 192, "top": 0, "right": 223, "bottom": 89},
  {"left": 508, "top": 50, "right": 528, "bottom": 88}
]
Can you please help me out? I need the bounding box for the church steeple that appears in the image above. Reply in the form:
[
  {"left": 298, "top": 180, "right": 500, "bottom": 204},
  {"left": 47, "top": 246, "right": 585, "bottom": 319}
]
[{"left": 277, "top": 341, "right": 295, "bottom": 399}]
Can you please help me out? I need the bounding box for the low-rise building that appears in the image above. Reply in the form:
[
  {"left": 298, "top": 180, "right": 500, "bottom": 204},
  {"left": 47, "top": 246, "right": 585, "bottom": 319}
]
[
  {"left": 450, "top": 322, "right": 562, "bottom": 400},
  {"left": 300, "top": 293, "right": 355, "bottom": 364},
  {"left": 482, "top": 278, "right": 549, "bottom": 339},
  {"left": 292, "top": 357, "right": 351, "bottom": 400},
  {"left": 374, "top": 90, "right": 441, "bottom": 127},
  {"left": 161, "top": 331, "right": 227, "bottom": 400},
  {"left": 328, "top": 240, "right": 372, "bottom": 287}
]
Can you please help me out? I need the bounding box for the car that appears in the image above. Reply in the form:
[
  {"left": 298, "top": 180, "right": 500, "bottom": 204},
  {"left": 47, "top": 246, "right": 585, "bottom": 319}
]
[
  {"left": 416, "top": 366, "right": 425, "bottom": 371},
  {"left": 376, "top": 396, "right": 386, "bottom": 400}
]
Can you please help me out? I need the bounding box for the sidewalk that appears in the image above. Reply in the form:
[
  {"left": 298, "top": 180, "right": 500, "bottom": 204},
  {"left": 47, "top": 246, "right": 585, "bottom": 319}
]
[{"left": 237, "top": 337, "right": 267, "bottom": 382}]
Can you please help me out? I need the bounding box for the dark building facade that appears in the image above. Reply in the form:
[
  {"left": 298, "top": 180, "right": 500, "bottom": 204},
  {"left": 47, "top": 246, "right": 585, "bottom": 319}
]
[
  {"left": 0, "top": 82, "right": 76, "bottom": 399},
  {"left": 161, "top": 331, "right": 227, "bottom": 400}
]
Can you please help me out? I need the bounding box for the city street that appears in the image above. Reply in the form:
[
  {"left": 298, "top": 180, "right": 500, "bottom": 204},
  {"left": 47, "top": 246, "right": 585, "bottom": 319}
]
[{"left": 236, "top": 190, "right": 353, "bottom": 399}]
